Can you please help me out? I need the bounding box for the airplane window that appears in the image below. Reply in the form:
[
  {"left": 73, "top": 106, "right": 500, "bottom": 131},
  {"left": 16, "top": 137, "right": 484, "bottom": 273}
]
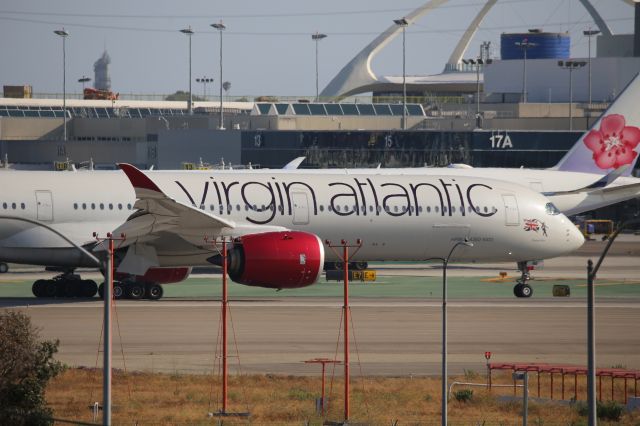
[
  {"left": 418, "top": 206, "right": 423, "bottom": 213},
  {"left": 91, "top": 203, "right": 95, "bottom": 210},
  {"left": 21, "top": 203, "right": 25, "bottom": 209},
  {"left": 319, "top": 205, "right": 324, "bottom": 212},
  {"left": 209, "top": 205, "right": 214, "bottom": 211},
  {"left": 99, "top": 203, "right": 104, "bottom": 210},
  {"left": 443, "top": 207, "right": 447, "bottom": 214},
  {"left": 73, "top": 203, "right": 78, "bottom": 210},
  {"left": 376, "top": 205, "right": 382, "bottom": 213},
  {"left": 435, "top": 206, "right": 439, "bottom": 213},
  {"left": 545, "top": 202, "right": 561, "bottom": 215},
  {"left": 82, "top": 203, "right": 86, "bottom": 210},
  {"left": 11, "top": 203, "right": 16, "bottom": 209},
  {"left": 344, "top": 205, "right": 349, "bottom": 212},
  {"left": 127, "top": 203, "right": 132, "bottom": 210},
  {"left": 468, "top": 206, "right": 473, "bottom": 213},
  {"left": 361, "top": 205, "right": 365, "bottom": 213},
  {"left": 109, "top": 203, "right": 113, "bottom": 210},
  {"left": 2, "top": 203, "right": 5, "bottom": 209},
  {"left": 369, "top": 206, "right": 373, "bottom": 212},
  {"left": 410, "top": 206, "right": 414, "bottom": 213},
  {"left": 328, "top": 205, "right": 333, "bottom": 212},
  {"left": 385, "top": 206, "right": 391, "bottom": 213},
  {"left": 336, "top": 205, "right": 341, "bottom": 212},
  {"left": 451, "top": 207, "right": 456, "bottom": 213},
  {"left": 118, "top": 203, "right": 122, "bottom": 210},
  {"left": 236, "top": 204, "right": 241, "bottom": 211},
  {"left": 483, "top": 207, "right": 488, "bottom": 213}
]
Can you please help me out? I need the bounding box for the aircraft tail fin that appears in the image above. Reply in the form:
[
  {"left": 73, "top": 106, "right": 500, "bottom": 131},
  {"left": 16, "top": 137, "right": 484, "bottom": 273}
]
[{"left": 553, "top": 73, "right": 640, "bottom": 176}]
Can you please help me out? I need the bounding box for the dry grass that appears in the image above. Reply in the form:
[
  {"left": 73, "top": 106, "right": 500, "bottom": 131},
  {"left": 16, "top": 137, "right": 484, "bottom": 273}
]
[{"left": 46, "top": 368, "right": 640, "bottom": 425}]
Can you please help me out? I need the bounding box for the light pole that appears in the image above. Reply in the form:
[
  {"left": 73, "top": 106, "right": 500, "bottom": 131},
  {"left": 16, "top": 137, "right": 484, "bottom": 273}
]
[
  {"left": 196, "top": 77, "right": 214, "bottom": 100},
  {"left": 558, "top": 60, "right": 586, "bottom": 131},
  {"left": 462, "top": 58, "right": 492, "bottom": 129},
  {"left": 311, "top": 32, "right": 327, "bottom": 102},
  {"left": 586, "top": 217, "right": 640, "bottom": 426},
  {"left": 394, "top": 17, "right": 409, "bottom": 130},
  {"left": 180, "top": 26, "right": 194, "bottom": 115},
  {"left": 440, "top": 240, "right": 473, "bottom": 426},
  {"left": 211, "top": 21, "right": 226, "bottom": 130},
  {"left": 78, "top": 76, "right": 91, "bottom": 93},
  {"left": 54, "top": 29, "right": 69, "bottom": 141},
  {"left": 583, "top": 29, "right": 600, "bottom": 105},
  {"left": 515, "top": 38, "right": 537, "bottom": 103}
]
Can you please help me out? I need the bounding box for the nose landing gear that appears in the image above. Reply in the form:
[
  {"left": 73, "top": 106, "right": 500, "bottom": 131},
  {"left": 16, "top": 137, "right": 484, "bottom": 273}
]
[{"left": 513, "top": 261, "right": 533, "bottom": 298}]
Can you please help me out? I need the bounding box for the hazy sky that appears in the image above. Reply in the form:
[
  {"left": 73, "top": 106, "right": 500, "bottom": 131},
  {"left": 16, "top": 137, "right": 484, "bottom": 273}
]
[{"left": 0, "top": 0, "right": 633, "bottom": 98}]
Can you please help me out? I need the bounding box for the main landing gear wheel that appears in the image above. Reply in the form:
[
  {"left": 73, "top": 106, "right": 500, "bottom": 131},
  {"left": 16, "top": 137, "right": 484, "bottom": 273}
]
[
  {"left": 31, "top": 273, "right": 97, "bottom": 298},
  {"left": 146, "top": 284, "right": 163, "bottom": 300},
  {"left": 100, "top": 282, "right": 125, "bottom": 299},
  {"left": 128, "top": 284, "right": 145, "bottom": 300},
  {"left": 113, "top": 283, "right": 124, "bottom": 299}
]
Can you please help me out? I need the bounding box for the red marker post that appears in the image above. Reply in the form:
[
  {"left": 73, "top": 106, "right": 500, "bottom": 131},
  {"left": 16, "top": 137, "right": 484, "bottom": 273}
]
[{"left": 485, "top": 351, "right": 492, "bottom": 389}]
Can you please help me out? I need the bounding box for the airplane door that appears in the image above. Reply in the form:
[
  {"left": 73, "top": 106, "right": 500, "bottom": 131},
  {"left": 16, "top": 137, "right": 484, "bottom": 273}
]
[
  {"left": 502, "top": 194, "right": 519, "bottom": 226},
  {"left": 35, "top": 190, "right": 53, "bottom": 222},
  {"left": 291, "top": 192, "right": 309, "bottom": 225}
]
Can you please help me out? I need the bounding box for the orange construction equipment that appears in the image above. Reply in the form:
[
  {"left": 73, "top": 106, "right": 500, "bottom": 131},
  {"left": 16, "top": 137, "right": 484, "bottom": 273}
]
[{"left": 83, "top": 87, "right": 119, "bottom": 101}]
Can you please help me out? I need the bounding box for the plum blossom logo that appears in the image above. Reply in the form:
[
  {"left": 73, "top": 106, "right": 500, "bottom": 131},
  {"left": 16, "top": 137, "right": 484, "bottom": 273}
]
[{"left": 583, "top": 114, "right": 640, "bottom": 169}]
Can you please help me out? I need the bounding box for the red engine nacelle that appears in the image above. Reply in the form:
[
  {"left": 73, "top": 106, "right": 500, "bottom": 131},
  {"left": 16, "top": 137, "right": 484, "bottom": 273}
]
[
  {"left": 116, "top": 267, "right": 191, "bottom": 284},
  {"left": 227, "top": 231, "right": 324, "bottom": 289}
]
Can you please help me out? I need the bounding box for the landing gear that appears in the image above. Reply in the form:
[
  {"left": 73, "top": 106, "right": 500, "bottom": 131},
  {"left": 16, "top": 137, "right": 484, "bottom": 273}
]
[
  {"left": 513, "top": 283, "right": 533, "bottom": 298},
  {"left": 0, "top": 262, "right": 8, "bottom": 273},
  {"left": 31, "top": 273, "right": 98, "bottom": 298},
  {"left": 513, "top": 261, "right": 533, "bottom": 298},
  {"left": 98, "top": 281, "right": 164, "bottom": 300},
  {"left": 145, "top": 283, "right": 163, "bottom": 300}
]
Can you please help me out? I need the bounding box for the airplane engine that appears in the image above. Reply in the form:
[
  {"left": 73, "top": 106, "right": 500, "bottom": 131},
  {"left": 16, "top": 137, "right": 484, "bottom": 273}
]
[{"left": 227, "top": 231, "right": 324, "bottom": 289}]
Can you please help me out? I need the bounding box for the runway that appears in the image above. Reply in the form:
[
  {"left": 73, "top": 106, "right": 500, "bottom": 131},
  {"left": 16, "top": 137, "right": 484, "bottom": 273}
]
[{"left": 6, "top": 296, "right": 640, "bottom": 376}]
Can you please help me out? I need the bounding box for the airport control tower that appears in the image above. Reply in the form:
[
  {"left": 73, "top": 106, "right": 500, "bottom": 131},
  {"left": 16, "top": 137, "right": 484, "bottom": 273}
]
[{"left": 93, "top": 50, "right": 111, "bottom": 91}]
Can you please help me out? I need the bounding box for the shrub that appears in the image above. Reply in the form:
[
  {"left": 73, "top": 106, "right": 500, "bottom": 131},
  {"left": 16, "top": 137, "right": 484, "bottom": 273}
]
[
  {"left": 0, "top": 311, "right": 63, "bottom": 425},
  {"left": 454, "top": 389, "right": 474, "bottom": 403},
  {"left": 576, "top": 400, "right": 624, "bottom": 421}
]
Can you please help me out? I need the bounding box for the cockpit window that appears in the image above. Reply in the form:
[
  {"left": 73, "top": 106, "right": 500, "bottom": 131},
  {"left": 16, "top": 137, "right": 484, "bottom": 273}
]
[{"left": 545, "top": 202, "right": 561, "bottom": 215}]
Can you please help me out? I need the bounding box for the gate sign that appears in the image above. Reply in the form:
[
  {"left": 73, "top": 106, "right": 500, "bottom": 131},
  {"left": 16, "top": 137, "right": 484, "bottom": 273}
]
[{"left": 489, "top": 132, "right": 512, "bottom": 149}]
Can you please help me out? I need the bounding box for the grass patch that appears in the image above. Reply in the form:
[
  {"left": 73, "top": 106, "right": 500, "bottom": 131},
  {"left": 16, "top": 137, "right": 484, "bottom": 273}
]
[{"left": 44, "top": 369, "right": 640, "bottom": 425}]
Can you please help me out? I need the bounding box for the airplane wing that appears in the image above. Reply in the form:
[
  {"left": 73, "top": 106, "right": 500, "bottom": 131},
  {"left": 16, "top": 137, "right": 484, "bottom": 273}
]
[
  {"left": 542, "top": 166, "right": 630, "bottom": 196},
  {"left": 108, "top": 163, "right": 288, "bottom": 274}
]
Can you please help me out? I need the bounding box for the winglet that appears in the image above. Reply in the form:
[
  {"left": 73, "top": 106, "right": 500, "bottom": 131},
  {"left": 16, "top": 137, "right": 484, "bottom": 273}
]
[{"left": 118, "top": 163, "right": 163, "bottom": 194}]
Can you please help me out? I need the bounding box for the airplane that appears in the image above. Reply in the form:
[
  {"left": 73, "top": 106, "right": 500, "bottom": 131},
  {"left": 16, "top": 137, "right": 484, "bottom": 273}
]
[
  {"left": 0, "top": 161, "right": 584, "bottom": 299},
  {"left": 4, "top": 74, "right": 639, "bottom": 300}
]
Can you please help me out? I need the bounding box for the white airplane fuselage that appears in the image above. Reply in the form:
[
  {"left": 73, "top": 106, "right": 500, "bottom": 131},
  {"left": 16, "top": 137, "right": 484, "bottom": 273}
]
[{"left": 0, "top": 169, "right": 583, "bottom": 269}]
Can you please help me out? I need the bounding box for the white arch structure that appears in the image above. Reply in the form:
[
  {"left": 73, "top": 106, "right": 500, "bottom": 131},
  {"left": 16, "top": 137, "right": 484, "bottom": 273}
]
[{"left": 320, "top": 0, "right": 629, "bottom": 99}]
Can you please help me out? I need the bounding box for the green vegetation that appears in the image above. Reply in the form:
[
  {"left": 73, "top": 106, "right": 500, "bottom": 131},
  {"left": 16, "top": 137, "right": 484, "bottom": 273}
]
[{"left": 0, "top": 311, "right": 63, "bottom": 425}]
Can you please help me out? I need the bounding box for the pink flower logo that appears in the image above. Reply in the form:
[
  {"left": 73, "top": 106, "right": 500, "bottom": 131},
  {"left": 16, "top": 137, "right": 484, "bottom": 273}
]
[{"left": 584, "top": 114, "right": 640, "bottom": 169}]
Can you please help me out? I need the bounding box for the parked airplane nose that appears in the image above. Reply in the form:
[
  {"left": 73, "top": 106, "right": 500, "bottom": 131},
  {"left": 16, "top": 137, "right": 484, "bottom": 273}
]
[{"left": 566, "top": 219, "right": 585, "bottom": 252}]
